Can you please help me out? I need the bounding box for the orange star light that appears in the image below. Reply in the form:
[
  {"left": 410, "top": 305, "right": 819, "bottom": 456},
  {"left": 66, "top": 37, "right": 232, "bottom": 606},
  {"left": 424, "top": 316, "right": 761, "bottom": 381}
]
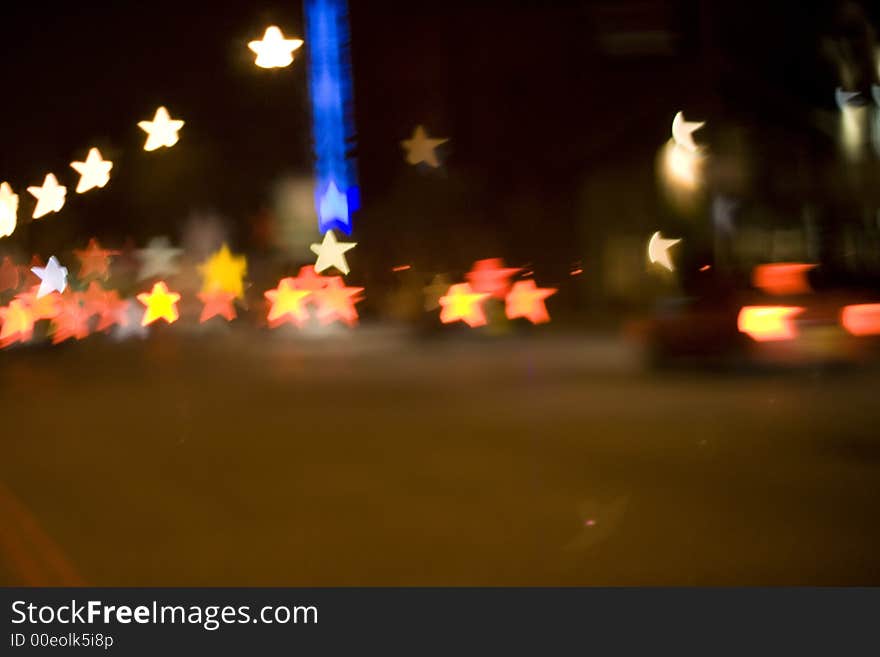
[
  {"left": 465, "top": 258, "right": 521, "bottom": 299},
  {"left": 95, "top": 290, "right": 130, "bottom": 332},
  {"left": 0, "top": 257, "right": 19, "bottom": 292},
  {"left": 314, "top": 278, "right": 364, "bottom": 327},
  {"left": 14, "top": 286, "right": 62, "bottom": 321},
  {"left": 82, "top": 280, "right": 108, "bottom": 317},
  {"left": 50, "top": 291, "right": 90, "bottom": 344},
  {"left": 137, "top": 281, "right": 181, "bottom": 326},
  {"left": 439, "top": 282, "right": 490, "bottom": 327},
  {"left": 22, "top": 255, "right": 44, "bottom": 287},
  {"left": 0, "top": 300, "right": 34, "bottom": 347},
  {"left": 505, "top": 280, "right": 557, "bottom": 324},
  {"left": 198, "top": 289, "right": 237, "bottom": 323},
  {"left": 265, "top": 277, "right": 311, "bottom": 328},
  {"left": 74, "top": 238, "right": 119, "bottom": 280}
]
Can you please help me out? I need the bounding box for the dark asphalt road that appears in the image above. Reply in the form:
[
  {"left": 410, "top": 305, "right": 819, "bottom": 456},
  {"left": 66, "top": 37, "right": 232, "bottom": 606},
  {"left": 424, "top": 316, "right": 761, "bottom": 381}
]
[{"left": 1, "top": 329, "right": 878, "bottom": 585}]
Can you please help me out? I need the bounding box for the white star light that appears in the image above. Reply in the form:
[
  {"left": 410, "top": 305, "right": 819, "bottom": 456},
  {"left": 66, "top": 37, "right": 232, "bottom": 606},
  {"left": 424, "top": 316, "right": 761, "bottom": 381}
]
[
  {"left": 0, "top": 182, "right": 19, "bottom": 238},
  {"left": 31, "top": 256, "right": 68, "bottom": 298},
  {"left": 248, "top": 26, "right": 304, "bottom": 69},
  {"left": 671, "top": 111, "right": 704, "bottom": 153},
  {"left": 647, "top": 231, "right": 681, "bottom": 272},
  {"left": 310, "top": 230, "right": 356, "bottom": 275},
  {"left": 70, "top": 147, "right": 113, "bottom": 193},
  {"left": 27, "top": 174, "right": 67, "bottom": 219},
  {"left": 137, "top": 236, "right": 183, "bottom": 280},
  {"left": 138, "top": 106, "right": 184, "bottom": 151},
  {"left": 401, "top": 125, "right": 449, "bottom": 167},
  {"left": 113, "top": 302, "right": 150, "bottom": 341}
]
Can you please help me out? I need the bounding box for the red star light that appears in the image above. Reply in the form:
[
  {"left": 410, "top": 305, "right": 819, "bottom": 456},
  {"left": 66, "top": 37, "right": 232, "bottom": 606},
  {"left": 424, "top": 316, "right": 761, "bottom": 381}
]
[
  {"left": 82, "top": 280, "right": 109, "bottom": 317},
  {"left": 198, "top": 289, "right": 237, "bottom": 323},
  {"left": 465, "top": 258, "right": 521, "bottom": 299},
  {"left": 292, "top": 265, "right": 335, "bottom": 294},
  {"left": 0, "top": 256, "right": 20, "bottom": 292},
  {"left": 74, "top": 238, "right": 119, "bottom": 280},
  {"left": 95, "top": 290, "right": 130, "bottom": 332},
  {"left": 50, "top": 291, "right": 91, "bottom": 344},
  {"left": 313, "top": 278, "right": 364, "bottom": 326}
]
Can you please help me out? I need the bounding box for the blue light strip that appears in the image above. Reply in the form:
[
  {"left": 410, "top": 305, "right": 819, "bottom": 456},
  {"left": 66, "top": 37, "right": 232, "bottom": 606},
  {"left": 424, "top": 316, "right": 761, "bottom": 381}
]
[{"left": 304, "top": 0, "right": 359, "bottom": 235}]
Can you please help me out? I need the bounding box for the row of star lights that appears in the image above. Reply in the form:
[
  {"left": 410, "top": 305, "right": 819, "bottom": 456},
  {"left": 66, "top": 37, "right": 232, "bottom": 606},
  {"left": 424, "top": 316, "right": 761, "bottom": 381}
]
[
  {"left": 0, "top": 236, "right": 362, "bottom": 347},
  {"left": 0, "top": 108, "right": 181, "bottom": 239},
  {"left": 0, "top": 25, "right": 304, "bottom": 240},
  {"left": 0, "top": 11, "right": 697, "bottom": 342}
]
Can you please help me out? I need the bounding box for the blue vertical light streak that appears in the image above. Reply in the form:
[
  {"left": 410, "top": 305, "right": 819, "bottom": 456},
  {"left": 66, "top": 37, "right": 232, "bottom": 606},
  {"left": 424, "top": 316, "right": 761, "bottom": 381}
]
[{"left": 304, "top": 0, "right": 359, "bottom": 235}]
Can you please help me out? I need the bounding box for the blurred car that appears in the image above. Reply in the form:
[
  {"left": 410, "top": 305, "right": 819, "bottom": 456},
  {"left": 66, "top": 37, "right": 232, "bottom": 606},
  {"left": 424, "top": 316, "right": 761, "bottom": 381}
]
[{"left": 634, "top": 264, "right": 880, "bottom": 368}]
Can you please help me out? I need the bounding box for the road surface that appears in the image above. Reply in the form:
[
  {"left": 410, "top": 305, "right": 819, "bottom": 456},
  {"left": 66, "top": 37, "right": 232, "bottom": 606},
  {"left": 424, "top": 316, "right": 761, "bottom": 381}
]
[{"left": 1, "top": 328, "right": 878, "bottom": 585}]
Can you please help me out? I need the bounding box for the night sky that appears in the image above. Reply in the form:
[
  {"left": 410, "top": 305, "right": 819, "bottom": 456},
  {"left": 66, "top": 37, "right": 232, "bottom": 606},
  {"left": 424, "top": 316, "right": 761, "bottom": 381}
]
[{"left": 0, "top": 1, "right": 878, "bottom": 285}]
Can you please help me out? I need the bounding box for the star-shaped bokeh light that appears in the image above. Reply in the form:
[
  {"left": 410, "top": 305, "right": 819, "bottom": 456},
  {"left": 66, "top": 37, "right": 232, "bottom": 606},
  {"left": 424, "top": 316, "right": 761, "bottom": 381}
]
[
  {"left": 198, "top": 289, "right": 237, "bottom": 323},
  {"left": 292, "top": 265, "right": 333, "bottom": 293},
  {"left": 0, "top": 300, "right": 34, "bottom": 348},
  {"left": 505, "top": 280, "right": 557, "bottom": 324},
  {"left": 401, "top": 125, "right": 449, "bottom": 167},
  {"left": 27, "top": 174, "right": 66, "bottom": 219},
  {"left": 15, "top": 286, "right": 62, "bottom": 321},
  {"left": 248, "top": 25, "right": 303, "bottom": 69},
  {"left": 50, "top": 291, "right": 91, "bottom": 344},
  {"left": 138, "top": 106, "right": 184, "bottom": 151},
  {"left": 137, "top": 281, "right": 181, "bottom": 326},
  {"left": 70, "top": 147, "right": 112, "bottom": 193},
  {"left": 199, "top": 243, "right": 247, "bottom": 299},
  {"left": 137, "top": 236, "right": 183, "bottom": 280},
  {"left": 0, "top": 256, "right": 20, "bottom": 292},
  {"left": 310, "top": 230, "right": 356, "bottom": 275},
  {"left": 465, "top": 258, "right": 521, "bottom": 299},
  {"left": 671, "top": 111, "right": 705, "bottom": 154},
  {"left": 439, "top": 282, "right": 490, "bottom": 328},
  {"left": 95, "top": 289, "right": 130, "bottom": 332},
  {"left": 31, "top": 256, "right": 68, "bottom": 298},
  {"left": 647, "top": 231, "right": 681, "bottom": 272},
  {"left": 314, "top": 278, "right": 363, "bottom": 326},
  {"left": 74, "top": 238, "right": 119, "bottom": 280},
  {"left": 265, "top": 277, "right": 311, "bottom": 327}
]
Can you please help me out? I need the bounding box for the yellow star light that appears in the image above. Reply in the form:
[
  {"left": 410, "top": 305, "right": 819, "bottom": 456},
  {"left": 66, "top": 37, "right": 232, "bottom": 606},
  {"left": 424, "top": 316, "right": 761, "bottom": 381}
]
[
  {"left": 0, "top": 182, "right": 19, "bottom": 238},
  {"left": 248, "top": 26, "right": 304, "bottom": 69},
  {"left": 199, "top": 243, "right": 247, "bottom": 299},
  {"left": 439, "top": 283, "right": 490, "bottom": 328},
  {"left": 401, "top": 125, "right": 449, "bottom": 167},
  {"left": 136, "top": 281, "right": 181, "bottom": 326},
  {"left": 70, "top": 147, "right": 113, "bottom": 193},
  {"left": 138, "top": 106, "right": 184, "bottom": 151},
  {"left": 27, "top": 174, "right": 66, "bottom": 219}
]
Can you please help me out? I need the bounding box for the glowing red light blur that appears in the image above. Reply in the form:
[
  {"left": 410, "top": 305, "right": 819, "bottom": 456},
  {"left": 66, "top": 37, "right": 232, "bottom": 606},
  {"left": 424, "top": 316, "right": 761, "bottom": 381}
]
[{"left": 841, "top": 304, "right": 880, "bottom": 336}]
